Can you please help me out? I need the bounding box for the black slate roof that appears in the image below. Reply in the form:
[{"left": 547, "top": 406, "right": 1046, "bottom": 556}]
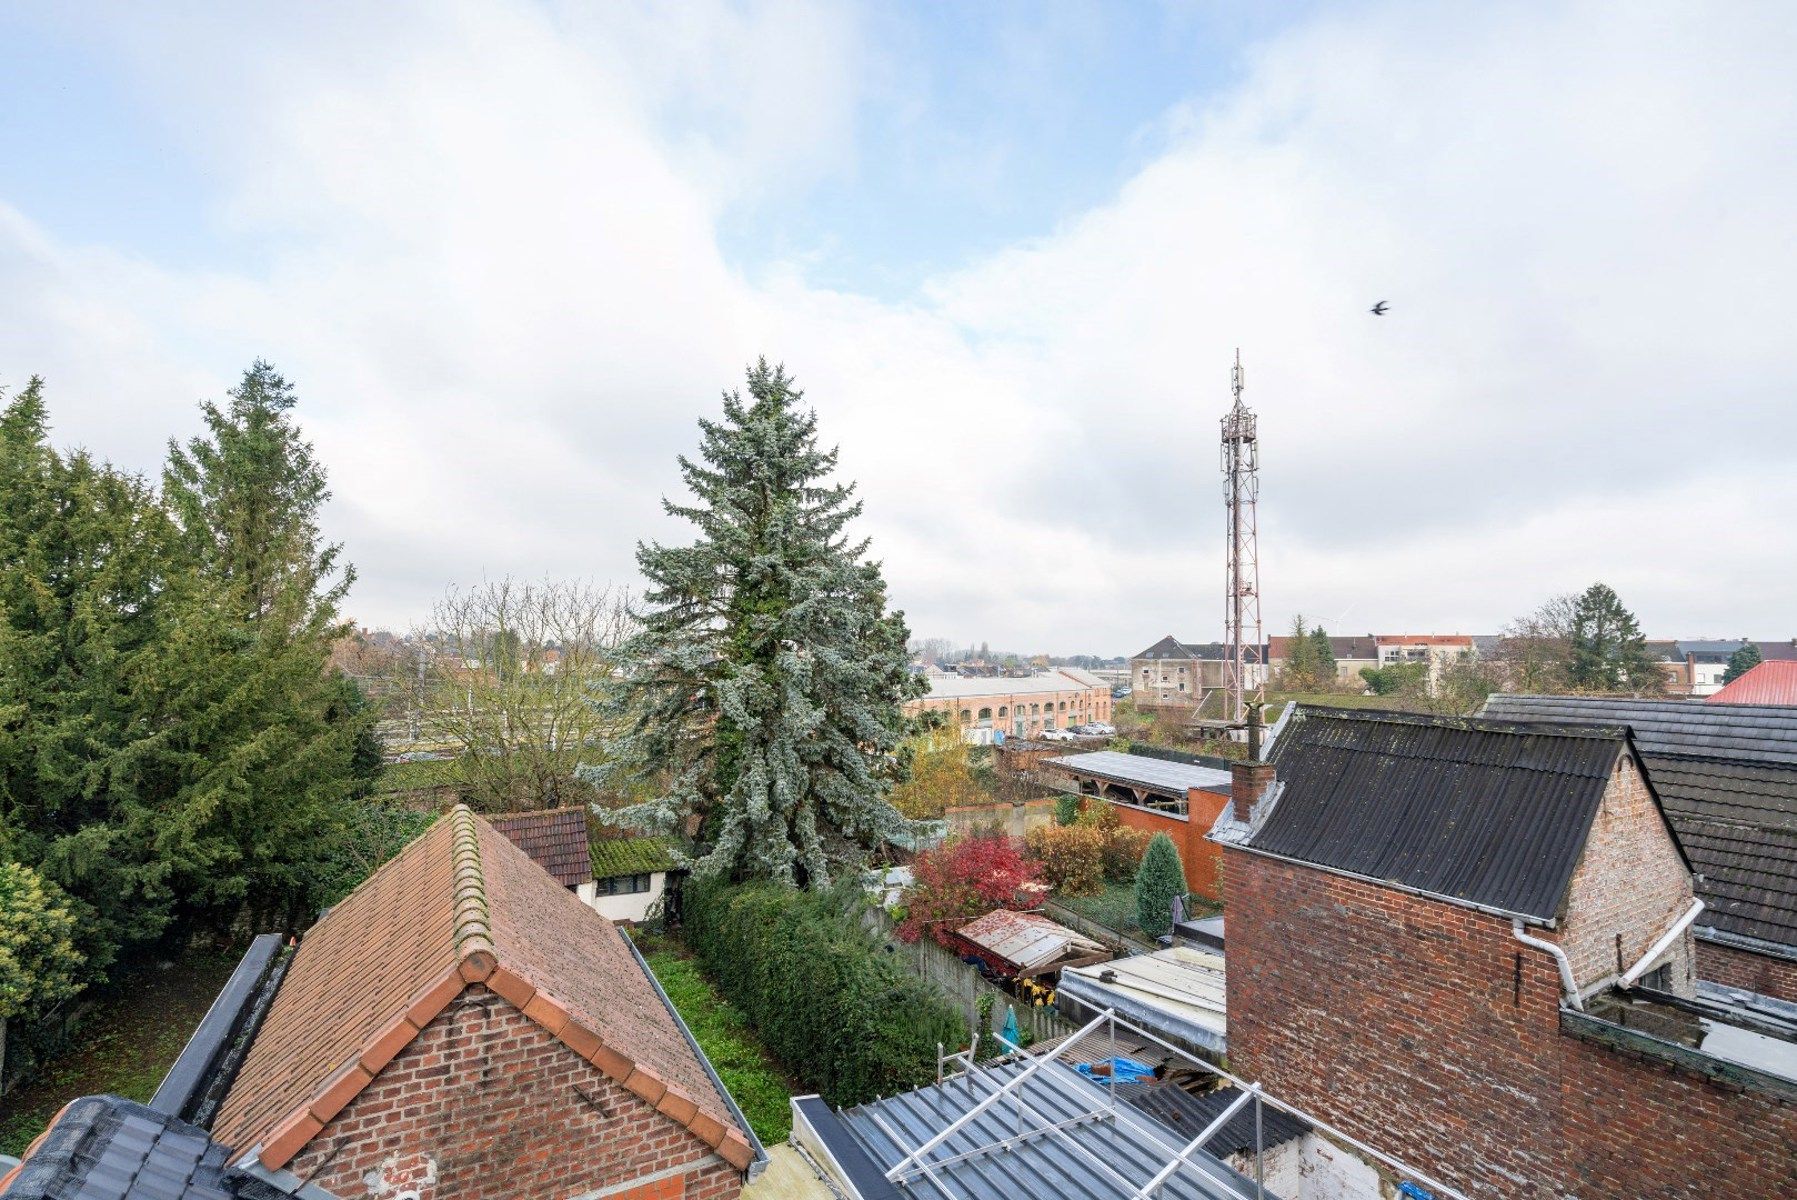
[
  {"left": 1248, "top": 708, "right": 1634, "bottom": 922},
  {"left": 1115, "top": 1083, "right": 1310, "bottom": 1157},
  {"left": 0, "top": 1095, "right": 312, "bottom": 1200},
  {"left": 1480, "top": 695, "right": 1797, "bottom": 951}
]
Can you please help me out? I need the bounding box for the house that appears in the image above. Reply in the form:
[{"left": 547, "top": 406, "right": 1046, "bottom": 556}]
[
  {"left": 943, "top": 910, "right": 1109, "bottom": 981},
  {"left": 1213, "top": 707, "right": 1797, "bottom": 1199},
  {"left": 1042, "top": 750, "right": 1234, "bottom": 900},
  {"left": 147, "top": 805, "right": 761, "bottom": 1200},
  {"left": 488, "top": 805, "right": 595, "bottom": 902},
  {"left": 906, "top": 669, "right": 1113, "bottom": 744},
  {"left": 1483, "top": 693, "right": 1797, "bottom": 1002},
  {"left": 1128, "top": 637, "right": 1267, "bottom": 711},
  {"left": 1710, "top": 659, "right": 1797, "bottom": 706},
  {"left": 589, "top": 834, "right": 680, "bottom": 923},
  {"left": 1676, "top": 639, "right": 1797, "bottom": 696},
  {"left": 1264, "top": 634, "right": 1378, "bottom": 684}
]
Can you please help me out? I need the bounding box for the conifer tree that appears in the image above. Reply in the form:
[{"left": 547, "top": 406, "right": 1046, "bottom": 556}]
[
  {"left": 1134, "top": 832, "right": 1187, "bottom": 939},
  {"left": 600, "top": 361, "right": 924, "bottom": 886},
  {"left": 1309, "top": 625, "right": 1336, "bottom": 681},
  {"left": 1567, "top": 582, "right": 1663, "bottom": 694},
  {"left": 1723, "top": 641, "right": 1762, "bottom": 685}
]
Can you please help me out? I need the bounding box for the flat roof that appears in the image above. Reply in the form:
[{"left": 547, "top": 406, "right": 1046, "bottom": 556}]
[
  {"left": 925, "top": 673, "right": 1102, "bottom": 700},
  {"left": 1044, "top": 751, "right": 1233, "bottom": 797},
  {"left": 1059, "top": 947, "right": 1227, "bottom": 1054}
]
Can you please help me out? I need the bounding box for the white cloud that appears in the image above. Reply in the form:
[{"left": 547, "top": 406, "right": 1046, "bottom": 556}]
[{"left": 0, "top": 0, "right": 1793, "bottom": 653}]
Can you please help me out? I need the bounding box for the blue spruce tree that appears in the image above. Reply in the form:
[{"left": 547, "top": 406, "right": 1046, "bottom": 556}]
[{"left": 601, "top": 361, "right": 924, "bottom": 886}]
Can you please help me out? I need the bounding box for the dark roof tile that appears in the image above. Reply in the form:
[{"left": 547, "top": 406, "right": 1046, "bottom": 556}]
[{"left": 487, "top": 806, "right": 592, "bottom": 888}]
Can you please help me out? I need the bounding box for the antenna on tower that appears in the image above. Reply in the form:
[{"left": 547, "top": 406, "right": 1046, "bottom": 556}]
[{"left": 1221, "top": 348, "right": 1264, "bottom": 730}]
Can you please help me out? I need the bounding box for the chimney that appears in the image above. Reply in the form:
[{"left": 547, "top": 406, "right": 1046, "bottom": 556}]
[{"left": 1230, "top": 758, "right": 1276, "bottom": 827}]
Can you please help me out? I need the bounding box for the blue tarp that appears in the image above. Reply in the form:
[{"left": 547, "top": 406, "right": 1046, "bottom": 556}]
[{"left": 1073, "top": 1056, "right": 1155, "bottom": 1086}]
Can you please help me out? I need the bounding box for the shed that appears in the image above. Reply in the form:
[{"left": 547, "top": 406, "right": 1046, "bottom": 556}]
[{"left": 947, "top": 910, "right": 1109, "bottom": 979}]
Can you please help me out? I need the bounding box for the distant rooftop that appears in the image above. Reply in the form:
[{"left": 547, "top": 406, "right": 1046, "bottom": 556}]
[
  {"left": 923, "top": 671, "right": 1107, "bottom": 700},
  {"left": 1043, "top": 751, "right": 1233, "bottom": 801},
  {"left": 1710, "top": 661, "right": 1797, "bottom": 707}
]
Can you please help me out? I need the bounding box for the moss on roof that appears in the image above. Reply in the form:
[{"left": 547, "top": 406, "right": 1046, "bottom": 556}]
[{"left": 589, "top": 834, "right": 679, "bottom": 878}]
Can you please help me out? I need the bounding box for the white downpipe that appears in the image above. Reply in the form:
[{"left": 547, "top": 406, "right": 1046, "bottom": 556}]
[
  {"left": 1620, "top": 898, "right": 1705, "bottom": 989},
  {"left": 1512, "top": 920, "right": 1583, "bottom": 1011}
]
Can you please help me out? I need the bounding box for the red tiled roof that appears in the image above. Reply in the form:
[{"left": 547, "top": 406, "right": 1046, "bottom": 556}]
[
  {"left": 1709, "top": 661, "right": 1797, "bottom": 706},
  {"left": 210, "top": 806, "right": 751, "bottom": 1172},
  {"left": 488, "top": 805, "right": 592, "bottom": 888}
]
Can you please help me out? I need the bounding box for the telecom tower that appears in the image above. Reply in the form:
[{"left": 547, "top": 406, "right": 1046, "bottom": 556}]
[{"left": 1221, "top": 349, "right": 1264, "bottom": 728}]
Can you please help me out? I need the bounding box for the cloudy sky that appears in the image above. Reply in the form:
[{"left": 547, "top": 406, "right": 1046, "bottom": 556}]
[{"left": 1, "top": 1, "right": 1792, "bottom": 656}]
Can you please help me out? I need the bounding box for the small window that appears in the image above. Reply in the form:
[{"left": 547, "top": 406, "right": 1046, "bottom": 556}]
[
  {"left": 598, "top": 874, "right": 653, "bottom": 897},
  {"left": 998, "top": 706, "right": 1008, "bottom": 717},
  {"left": 961, "top": 709, "right": 973, "bottom": 724}
]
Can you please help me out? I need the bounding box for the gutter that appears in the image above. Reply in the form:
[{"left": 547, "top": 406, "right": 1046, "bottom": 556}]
[
  {"left": 624, "top": 934, "right": 770, "bottom": 1181},
  {"left": 150, "top": 933, "right": 289, "bottom": 1125},
  {"left": 1620, "top": 898, "right": 1704, "bottom": 989},
  {"left": 1695, "top": 924, "right": 1797, "bottom": 964},
  {"left": 1512, "top": 920, "right": 1583, "bottom": 1011}
]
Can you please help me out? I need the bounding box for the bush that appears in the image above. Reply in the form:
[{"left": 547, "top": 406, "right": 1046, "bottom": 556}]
[
  {"left": 683, "top": 880, "right": 965, "bottom": 1107},
  {"left": 1101, "top": 826, "right": 1151, "bottom": 882},
  {"left": 1054, "top": 792, "right": 1082, "bottom": 826},
  {"left": 898, "top": 834, "right": 1040, "bottom": 944},
  {"left": 0, "top": 863, "right": 83, "bottom": 1021},
  {"left": 1134, "top": 833, "right": 1187, "bottom": 939},
  {"left": 1025, "top": 823, "right": 1105, "bottom": 897}
]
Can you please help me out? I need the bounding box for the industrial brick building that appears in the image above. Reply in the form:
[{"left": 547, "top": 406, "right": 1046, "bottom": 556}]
[
  {"left": 1214, "top": 707, "right": 1797, "bottom": 1200},
  {"left": 909, "top": 668, "right": 1112, "bottom": 743}
]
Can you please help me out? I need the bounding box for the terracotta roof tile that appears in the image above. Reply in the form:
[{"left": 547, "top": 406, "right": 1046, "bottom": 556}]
[
  {"left": 487, "top": 805, "right": 592, "bottom": 888},
  {"left": 210, "top": 805, "right": 750, "bottom": 1171}
]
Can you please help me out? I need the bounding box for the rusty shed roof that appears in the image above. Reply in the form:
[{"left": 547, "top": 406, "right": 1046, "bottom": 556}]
[
  {"left": 955, "top": 910, "right": 1106, "bottom": 972},
  {"left": 1249, "top": 708, "right": 1641, "bottom": 922}
]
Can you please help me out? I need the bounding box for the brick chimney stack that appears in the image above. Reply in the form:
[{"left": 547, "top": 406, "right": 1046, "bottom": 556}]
[{"left": 1231, "top": 759, "right": 1276, "bottom": 825}]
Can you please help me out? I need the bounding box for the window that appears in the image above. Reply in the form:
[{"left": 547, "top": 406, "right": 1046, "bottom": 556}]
[
  {"left": 597, "top": 873, "right": 654, "bottom": 896},
  {"left": 960, "top": 709, "right": 973, "bottom": 724},
  {"left": 1030, "top": 704, "right": 1040, "bottom": 715},
  {"left": 998, "top": 706, "right": 1008, "bottom": 718},
  {"left": 977, "top": 707, "right": 992, "bottom": 728},
  {"left": 1058, "top": 701, "right": 1067, "bottom": 711}
]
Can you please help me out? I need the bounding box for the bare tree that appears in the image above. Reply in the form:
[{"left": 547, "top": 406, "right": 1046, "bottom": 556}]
[
  {"left": 418, "top": 578, "right": 633, "bottom": 812},
  {"left": 1488, "top": 593, "right": 1579, "bottom": 694}
]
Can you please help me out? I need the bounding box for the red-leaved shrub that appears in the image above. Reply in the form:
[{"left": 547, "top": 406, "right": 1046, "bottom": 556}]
[{"left": 898, "top": 833, "right": 1041, "bottom": 945}]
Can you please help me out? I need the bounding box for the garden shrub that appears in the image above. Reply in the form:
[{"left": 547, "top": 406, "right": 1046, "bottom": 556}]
[
  {"left": 1025, "top": 823, "right": 1105, "bottom": 896},
  {"left": 1134, "top": 833, "right": 1187, "bottom": 939},
  {"left": 683, "top": 880, "right": 965, "bottom": 1107},
  {"left": 897, "top": 834, "right": 1040, "bottom": 945},
  {"left": 1054, "top": 792, "right": 1081, "bottom": 826},
  {"left": 1101, "top": 826, "right": 1151, "bottom": 882}
]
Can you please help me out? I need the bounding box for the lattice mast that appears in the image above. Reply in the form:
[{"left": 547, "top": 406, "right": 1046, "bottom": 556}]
[{"left": 1221, "top": 349, "right": 1264, "bottom": 727}]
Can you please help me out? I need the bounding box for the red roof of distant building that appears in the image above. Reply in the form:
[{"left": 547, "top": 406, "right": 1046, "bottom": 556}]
[
  {"left": 488, "top": 806, "right": 592, "bottom": 888},
  {"left": 1708, "top": 660, "right": 1797, "bottom": 706}
]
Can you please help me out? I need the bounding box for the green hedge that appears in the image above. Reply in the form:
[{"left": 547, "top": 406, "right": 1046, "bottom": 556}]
[{"left": 683, "top": 880, "right": 964, "bottom": 1107}]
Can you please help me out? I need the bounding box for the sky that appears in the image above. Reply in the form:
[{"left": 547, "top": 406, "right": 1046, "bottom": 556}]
[{"left": 0, "top": 1, "right": 1792, "bottom": 657}]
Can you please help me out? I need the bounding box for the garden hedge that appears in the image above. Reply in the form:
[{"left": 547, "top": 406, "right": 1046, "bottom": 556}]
[{"left": 683, "top": 879, "right": 965, "bottom": 1107}]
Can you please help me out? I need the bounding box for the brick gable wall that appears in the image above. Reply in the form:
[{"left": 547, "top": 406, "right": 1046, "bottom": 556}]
[
  {"left": 1557, "top": 753, "right": 1696, "bottom": 996},
  {"left": 1223, "top": 847, "right": 1797, "bottom": 1199},
  {"left": 283, "top": 985, "right": 741, "bottom": 1200},
  {"left": 1698, "top": 940, "right": 1797, "bottom": 1003}
]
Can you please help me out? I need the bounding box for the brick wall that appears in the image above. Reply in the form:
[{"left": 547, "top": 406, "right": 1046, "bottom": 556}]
[
  {"left": 1698, "top": 939, "right": 1797, "bottom": 1003},
  {"left": 1557, "top": 753, "right": 1696, "bottom": 996},
  {"left": 1108, "top": 790, "right": 1229, "bottom": 901},
  {"left": 285, "top": 985, "right": 741, "bottom": 1200},
  {"left": 1223, "top": 847, "right": 1797, "bottom": 1199}
]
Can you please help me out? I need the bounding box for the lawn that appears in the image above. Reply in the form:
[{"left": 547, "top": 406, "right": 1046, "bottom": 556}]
[
  {"left": 639, "top": 946, "right": 793, "bottom": 1145},
  {"left": 0, "top": 949, "right": 242, "bottom": 1156},
  {"left": 1053, "top": 881, "right": 1222, "bottom": 941}
]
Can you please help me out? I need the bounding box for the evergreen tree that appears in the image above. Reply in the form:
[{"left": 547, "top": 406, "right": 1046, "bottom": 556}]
[
  {"left": 158, "top": 363, "right": 377, "bottom": 930},
  {"left": 1723, "top": 642, "right": 1762, "bottom": 685},
  {"left": 600, "top": 361, "right": 924, "bottom": 886},
  {"left": 1280, "top": 614, "right": 1319, "bottom": 688},
  {"left": 1309, "top": 626, "right": 1336, "bottom": 681},
  {"left": 1134, "top": 832, "right": 1186, "bottom": 939},
  {"left": 1567, "top": 582, "right": 1664, "bottom": 694}
]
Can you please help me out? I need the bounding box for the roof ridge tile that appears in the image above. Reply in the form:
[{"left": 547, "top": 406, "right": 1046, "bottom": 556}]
[{"left": 450, "top": 805, "right": 498, "bottom": 978}]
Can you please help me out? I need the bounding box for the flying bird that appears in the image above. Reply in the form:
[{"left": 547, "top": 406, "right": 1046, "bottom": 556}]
[{"left": 1370, "top": 300, "right": 1389, "bottom": 315}]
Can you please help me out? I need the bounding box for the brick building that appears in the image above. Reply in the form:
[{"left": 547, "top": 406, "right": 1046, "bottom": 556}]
[
  {"left": 1043, "top": 750, "right": 1235, "bottom": 899},
  {"left": 908, "top": 668, "right": 1112, "bottom": 743},
  {"left": 1214, "top": 707, "right": 1797, "bottom": 1199},
  {"left": 115, "top": 805, "right": 764, "bottom": 1200},
  {"left": 1485, "top": 694, "right": 1797, "bottom": 1003}
]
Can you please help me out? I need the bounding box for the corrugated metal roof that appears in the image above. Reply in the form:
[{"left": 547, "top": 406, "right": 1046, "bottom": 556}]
[
  {"left": 955, "top": 910, "right": 1105, "bottom": 971},
  {"left": 1058, "top": 948, "right": 1227, "bottom": 1056},
  {"left": 1482, "top": 695, "right": 1797, "bottom": 765},
  {"left": 1044, "top": 751, "right": 1233, "bottom": 799},
  {"left": 1709, "top": 661, "right": 1797, "bottom": 706},
  {"left": 925, "top": 674, "right": 1102, "bottom": 700},
  {"left": 1480, "top": 695, "right": 1797, "bottom": 950},
  {"left": 1115, "top": 1084, "right": 1309, "bottom": 1159},
  {"left": 1249, "top": 709, "right": 1627, "bottom": 922},
  {"left": 826, "top": 1058, "right": 1268, "bottom": 1200}
]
